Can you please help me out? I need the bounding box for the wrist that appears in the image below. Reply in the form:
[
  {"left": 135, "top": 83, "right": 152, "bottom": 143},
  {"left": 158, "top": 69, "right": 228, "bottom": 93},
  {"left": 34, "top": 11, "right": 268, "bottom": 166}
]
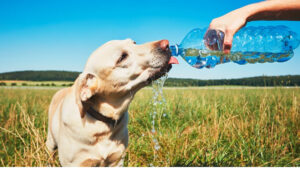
[
  {"left": 224, "top": 3, "right": 257, "bottom": 24},
  {"left": 238, "top": 2, "right": 263, "bottom": 22}
]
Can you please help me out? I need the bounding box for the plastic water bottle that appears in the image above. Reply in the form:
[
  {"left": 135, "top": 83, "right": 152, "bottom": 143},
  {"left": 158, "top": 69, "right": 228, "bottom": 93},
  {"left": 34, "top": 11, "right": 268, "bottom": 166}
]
[{"left": 170, "top": 25, "right": 300, "bottom": 69}]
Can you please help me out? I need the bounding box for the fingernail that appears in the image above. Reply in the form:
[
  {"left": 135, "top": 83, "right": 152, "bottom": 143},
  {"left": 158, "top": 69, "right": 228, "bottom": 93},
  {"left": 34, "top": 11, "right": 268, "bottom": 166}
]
[{"left": 224, "top": 45, "right": 231, "bottom": 52}]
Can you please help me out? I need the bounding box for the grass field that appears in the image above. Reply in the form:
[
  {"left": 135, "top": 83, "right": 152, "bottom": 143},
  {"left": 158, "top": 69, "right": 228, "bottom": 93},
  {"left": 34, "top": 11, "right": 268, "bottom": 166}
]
[{"left": 0, "top": 87, "right": 299, "bottom": 166}]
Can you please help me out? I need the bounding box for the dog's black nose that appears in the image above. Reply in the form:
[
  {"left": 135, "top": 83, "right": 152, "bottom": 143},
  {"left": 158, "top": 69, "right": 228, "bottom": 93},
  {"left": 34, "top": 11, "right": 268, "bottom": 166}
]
[{"left": 159, "top": 39, "right": 169, "bottom": 51}]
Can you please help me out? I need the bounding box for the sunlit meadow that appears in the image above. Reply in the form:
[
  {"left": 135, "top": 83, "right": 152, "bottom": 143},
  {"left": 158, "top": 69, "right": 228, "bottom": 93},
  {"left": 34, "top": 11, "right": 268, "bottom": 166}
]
[{"left": 0, "top": 87, "right": 299, "bottom": 166}]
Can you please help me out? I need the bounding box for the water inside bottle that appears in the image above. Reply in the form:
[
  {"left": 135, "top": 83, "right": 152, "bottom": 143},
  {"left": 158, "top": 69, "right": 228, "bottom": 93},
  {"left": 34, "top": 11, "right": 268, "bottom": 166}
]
[
  {"left": 181, "top": 48, "right": 294, "bottom": 69},
  {"left": 149, "top": 73, "right": 168, "bottom": 166}
]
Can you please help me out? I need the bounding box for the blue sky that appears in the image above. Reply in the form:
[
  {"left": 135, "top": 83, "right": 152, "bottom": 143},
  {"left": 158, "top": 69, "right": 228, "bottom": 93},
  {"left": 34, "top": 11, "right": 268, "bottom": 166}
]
[{"left": 0, "top": 0, "right": 299, "bottom": 79}]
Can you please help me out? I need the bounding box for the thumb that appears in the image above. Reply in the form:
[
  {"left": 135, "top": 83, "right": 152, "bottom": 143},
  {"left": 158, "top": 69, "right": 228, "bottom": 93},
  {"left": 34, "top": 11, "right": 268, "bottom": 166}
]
[{"left": 223, "top": 30, "right": 234, "bottom": 54}]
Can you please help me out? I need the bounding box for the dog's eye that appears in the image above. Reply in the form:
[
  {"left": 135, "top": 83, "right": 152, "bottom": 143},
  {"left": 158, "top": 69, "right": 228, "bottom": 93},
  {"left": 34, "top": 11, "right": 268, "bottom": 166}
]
[
  {"left": 133, "top": 41, "right": 136, "bottom": 44},
  {"left": 117, "top": 52, "right": 128, "bottom": 64}
]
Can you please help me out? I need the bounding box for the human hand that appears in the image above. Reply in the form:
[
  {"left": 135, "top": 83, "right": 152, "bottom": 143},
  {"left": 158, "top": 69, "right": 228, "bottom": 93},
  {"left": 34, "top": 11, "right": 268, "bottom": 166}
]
[{"left": 205, "top": 12, "right": 247, "bottom": 54}]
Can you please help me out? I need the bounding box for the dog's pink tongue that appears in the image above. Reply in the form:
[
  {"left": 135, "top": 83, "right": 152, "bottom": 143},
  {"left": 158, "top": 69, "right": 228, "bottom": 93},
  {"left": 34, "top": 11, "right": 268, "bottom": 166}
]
[{"left": 168, "top": 56, "right": 179, "bottom": 64}]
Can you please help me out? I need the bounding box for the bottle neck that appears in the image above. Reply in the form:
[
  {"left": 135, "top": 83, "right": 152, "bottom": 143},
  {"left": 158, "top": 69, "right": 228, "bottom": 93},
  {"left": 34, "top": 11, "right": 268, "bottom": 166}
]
[{"left": 169, "top": 44, "right": 179, "bottom": 56}]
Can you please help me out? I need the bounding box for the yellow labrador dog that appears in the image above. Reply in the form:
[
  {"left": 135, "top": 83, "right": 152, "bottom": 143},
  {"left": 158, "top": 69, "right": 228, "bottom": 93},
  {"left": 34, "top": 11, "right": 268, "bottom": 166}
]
[{"left": 46, "top": 39, "right": 178, "bottom": 166}]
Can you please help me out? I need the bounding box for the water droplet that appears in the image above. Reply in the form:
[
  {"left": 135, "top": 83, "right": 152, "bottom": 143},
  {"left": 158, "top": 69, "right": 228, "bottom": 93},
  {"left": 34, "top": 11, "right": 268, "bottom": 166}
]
[{"left": 154, "top": 144, "right": 161, "bottom": 150}]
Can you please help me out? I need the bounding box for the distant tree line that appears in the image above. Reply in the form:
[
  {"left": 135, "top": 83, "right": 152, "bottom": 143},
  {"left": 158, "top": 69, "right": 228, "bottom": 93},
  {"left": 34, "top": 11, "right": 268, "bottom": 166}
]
[
  {"left": 0, "top": 82, "right": 73, "bottom": 87},
  {"left": 0, "top": 71, "right": 299, "bottom": 87},
  {"left": 165, "top": 75, "right": 300, "bottom": 87},
  {"left": 0, "top": 71, "right": 80, "bottom": 81}
]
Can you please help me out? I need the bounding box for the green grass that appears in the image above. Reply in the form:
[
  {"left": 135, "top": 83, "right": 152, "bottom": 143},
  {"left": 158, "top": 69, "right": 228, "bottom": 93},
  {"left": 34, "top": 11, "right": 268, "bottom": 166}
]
[{"left": 0, "top": 87, "right": 299, "bottom": 166}]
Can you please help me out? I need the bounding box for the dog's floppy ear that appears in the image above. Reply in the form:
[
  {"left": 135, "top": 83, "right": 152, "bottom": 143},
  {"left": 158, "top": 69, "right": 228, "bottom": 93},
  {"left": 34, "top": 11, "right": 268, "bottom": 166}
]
[{"left": 75, "top": 72, "right": 99, "bottom": 118}]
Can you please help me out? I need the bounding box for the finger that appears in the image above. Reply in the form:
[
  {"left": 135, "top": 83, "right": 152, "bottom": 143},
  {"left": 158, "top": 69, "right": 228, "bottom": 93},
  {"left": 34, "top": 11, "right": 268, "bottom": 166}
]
[{"left": 223, "top": 30, "right": 234, "bottom": 54}]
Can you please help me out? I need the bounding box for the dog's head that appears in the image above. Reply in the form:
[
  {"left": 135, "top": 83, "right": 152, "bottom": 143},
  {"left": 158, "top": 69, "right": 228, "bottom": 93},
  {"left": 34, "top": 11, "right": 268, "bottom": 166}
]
[{"left": 75, "top": 39, "right": 177, "bottom": 119}]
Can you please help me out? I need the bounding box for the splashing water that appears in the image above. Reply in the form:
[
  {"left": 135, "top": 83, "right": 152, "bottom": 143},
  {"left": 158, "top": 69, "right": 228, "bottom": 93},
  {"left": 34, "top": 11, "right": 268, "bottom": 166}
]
[{"left": 149, "top": 73, "right": 168, "bottom": 166}]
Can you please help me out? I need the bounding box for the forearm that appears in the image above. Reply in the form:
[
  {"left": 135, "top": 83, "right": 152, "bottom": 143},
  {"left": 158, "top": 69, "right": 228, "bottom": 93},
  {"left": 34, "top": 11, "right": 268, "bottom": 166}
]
[
  {"left": 231, "top": 0, "right": 300, "bottom": 22},
  {"left": 207, "top": 0, "right": 300, "bottom": 53}
]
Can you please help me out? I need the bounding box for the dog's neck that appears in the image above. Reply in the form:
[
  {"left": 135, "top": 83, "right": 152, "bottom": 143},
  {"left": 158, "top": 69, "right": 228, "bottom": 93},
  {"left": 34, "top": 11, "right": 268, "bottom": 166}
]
[
  {"left": 89, "top": 93, "right": 133, "bottom": 121},
  {"left": 86, "top": 107, "right": 125, "bottom": 127}
]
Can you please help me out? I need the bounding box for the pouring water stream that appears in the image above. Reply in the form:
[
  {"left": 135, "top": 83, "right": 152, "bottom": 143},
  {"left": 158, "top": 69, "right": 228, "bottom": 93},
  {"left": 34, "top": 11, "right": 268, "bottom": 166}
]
[{"left": 149, "top": 73, "right": 168, "bottom": 166}]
